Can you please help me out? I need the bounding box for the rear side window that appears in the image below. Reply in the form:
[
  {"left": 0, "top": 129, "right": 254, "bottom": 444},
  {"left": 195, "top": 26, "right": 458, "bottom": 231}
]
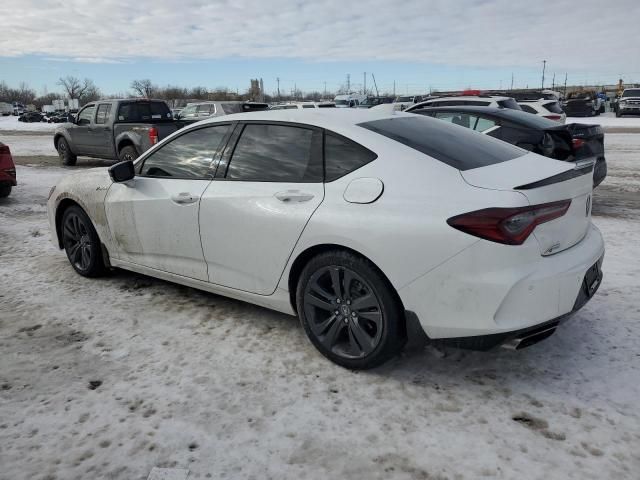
[
  {"left": 496, "top": 98, "right": 522, "bottom": 110},
  {"left": 324, "top": 133, "right": 377, "bottom": 182},
  {"left": 358, "top": 116, "right": 525, "bottom": 171},
  {"left": 226, "top": 124, "right": 321, "bottom": 182},
  {"left": 95, "top": 104, "right": 111, "bottom": 124},
  {"left": 139, "top": 125, "right": 230, "bottom": 178},
  {"left": 519, "top": 104, "right": 537, "bottom": 114},
  {"left": 302, "top": 104, "right": 315, "bottom": 109},
  {"left": 117, "top": 102, "right": 172, "bottom": 122},
  {"left": 543, "top": 102, "right": 563, "bottom": 114},
  {"left": 197, "top": 104, "right": 214, "bottom": 115}
]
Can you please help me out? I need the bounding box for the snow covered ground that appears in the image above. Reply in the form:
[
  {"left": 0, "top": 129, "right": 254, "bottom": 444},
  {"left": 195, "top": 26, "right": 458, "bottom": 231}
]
[
  {"left": 0, "top": 137, "right": 639, "bottom": 479},
  {"left": 566, "top": 112, "right": 640, "bottom": 128},
  {"left": 0, "top": 114, "right": 56, "bottom": 132}
]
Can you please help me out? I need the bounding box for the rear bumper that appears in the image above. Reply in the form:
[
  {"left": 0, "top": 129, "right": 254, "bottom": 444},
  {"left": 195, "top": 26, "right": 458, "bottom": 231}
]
[{"left": 399, "top": 223, "right": 605, "bottom": 341}]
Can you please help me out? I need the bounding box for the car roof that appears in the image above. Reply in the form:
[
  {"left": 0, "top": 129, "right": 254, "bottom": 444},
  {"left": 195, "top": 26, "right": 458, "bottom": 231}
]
[
  {"left": 426, "top": 95, "right": 512, "bottom": 102},
  {"left": 195, "top": 108, "right": 400, "bottom": 130},
  {"left": 412, "top": 105, "right": 559, "bottom": 128}
]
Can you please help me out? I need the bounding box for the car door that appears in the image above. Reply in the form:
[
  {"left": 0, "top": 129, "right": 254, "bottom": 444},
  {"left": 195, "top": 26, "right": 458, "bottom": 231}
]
[
  {"left": 69, "top": 104, "right": 96, "bottom": 154},
  {"left": 199, "top": 122, "right": 324, "bottom": 295},
  {"left": 104, "top": 124, "right": 232, "bottom": 280},
  {"left": 92, "top": 103, "right": 114, "bottom": 158}
]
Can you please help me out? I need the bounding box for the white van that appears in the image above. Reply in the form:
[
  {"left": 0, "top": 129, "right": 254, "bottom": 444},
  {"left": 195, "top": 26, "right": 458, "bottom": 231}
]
[
  {"left": 333, "top": 93, "right": 367, "bottom": 108},
  {"left": 0, "top": 102, "right": 13, "bottom": 116}
]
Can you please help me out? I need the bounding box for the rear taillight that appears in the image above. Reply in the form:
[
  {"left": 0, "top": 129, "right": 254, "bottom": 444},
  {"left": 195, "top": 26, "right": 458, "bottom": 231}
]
[
  {"left": 572, "top": 138, "right": 586, "bottom": 149},
  {"left": 543, "top": 115, "right": 562, "bottom": 121},
  {"left": 0, "top": 144, "right": 14, "bottom": 169},
  {"left": 447, "top": 200, "right": 572, "bottom": 245},
  {"left": 148, "top": 127, "right": 158, "bottom": 145}
]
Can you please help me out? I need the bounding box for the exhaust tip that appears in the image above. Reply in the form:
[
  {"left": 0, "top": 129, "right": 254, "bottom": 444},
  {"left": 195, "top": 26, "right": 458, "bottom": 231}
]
[{"left": 502, "top": 326, "right": 557, "bottom": 350}]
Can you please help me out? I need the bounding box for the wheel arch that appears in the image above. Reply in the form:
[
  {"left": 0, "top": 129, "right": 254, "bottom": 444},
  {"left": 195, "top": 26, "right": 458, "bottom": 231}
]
[
  {"left": 287, "top": 243, "right": 405, "bottom": 315},
  {"left": 116, "top": 133, "right": 140, "bottom": 156}
]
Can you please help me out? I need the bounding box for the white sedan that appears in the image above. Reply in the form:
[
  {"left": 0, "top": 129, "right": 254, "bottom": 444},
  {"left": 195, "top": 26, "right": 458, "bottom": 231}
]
[{"left": 47, "top": 109, "right": 604, "bottom": 369}]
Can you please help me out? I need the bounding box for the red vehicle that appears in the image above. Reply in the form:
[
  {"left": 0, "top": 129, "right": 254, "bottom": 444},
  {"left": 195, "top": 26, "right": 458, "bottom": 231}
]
[{"left": 0, "top": 143, "right": 17, "bottom": 197}]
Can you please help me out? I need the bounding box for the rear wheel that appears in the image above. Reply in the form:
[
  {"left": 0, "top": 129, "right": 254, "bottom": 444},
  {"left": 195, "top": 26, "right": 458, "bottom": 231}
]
[
  {"left": 61, "top": 206, "right": 107, "bottom": 277},
  {"left": 0, "top": 185, "right": 11, "bottom": 198},
  {"left": 296, "top": 250, "right": 405, "bottom": 369},
  {"left": 57, "top": 137, "right": 77, "bottom": 166},
  {"left": 616, "top": 110, "right": 622, "bottom": 118},
  {"left": 118, "top": 145, "right": 138, "bottom": 162}
]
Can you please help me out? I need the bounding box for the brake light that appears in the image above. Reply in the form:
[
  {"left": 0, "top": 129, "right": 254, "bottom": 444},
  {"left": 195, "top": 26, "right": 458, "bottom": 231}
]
[
  {"left": 148, "top": 127, "right": 158, "bottom": 145},
  {"left": 572, "top": 138, "right": 586, "bottom": 149},
  {"left": 0, "top": 143, "right": 14, "bottom": 169},
  {"left": 447, "top": 200, "right": 572, "bottom": 245},
  {"left": 543, "top": 115, "right": 562, "bottom": 121}
]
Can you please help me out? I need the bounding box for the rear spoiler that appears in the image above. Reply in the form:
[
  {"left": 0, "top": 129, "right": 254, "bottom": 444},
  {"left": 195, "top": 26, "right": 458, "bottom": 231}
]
[{"left": 515, "top": 163, "right": 593, "bottom": 190}]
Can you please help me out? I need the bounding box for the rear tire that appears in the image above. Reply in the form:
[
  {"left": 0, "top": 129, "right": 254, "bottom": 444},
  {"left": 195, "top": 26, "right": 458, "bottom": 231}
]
[
  {"left": 61, "top": 205, "right": 107, "bottom": 277},
  {"left": 57, "top": 137, "right": 77, "bottom": 166},
  {"left": 616, "top": 110, "right": 622, "bottom": 118},
  {"left": 118, "top": 145, "right": 139, "bottom": 162},
  {"left": 296, "top": 250, "right": 405, "bottom": 369},
  {"left": 0, "top": 185, "right": 11, "bottom": 198}
]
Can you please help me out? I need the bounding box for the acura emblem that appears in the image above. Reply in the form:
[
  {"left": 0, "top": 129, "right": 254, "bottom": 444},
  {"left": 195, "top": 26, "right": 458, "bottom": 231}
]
[{"left": 586, "top": 195, "right": 591, "bottom": 216}]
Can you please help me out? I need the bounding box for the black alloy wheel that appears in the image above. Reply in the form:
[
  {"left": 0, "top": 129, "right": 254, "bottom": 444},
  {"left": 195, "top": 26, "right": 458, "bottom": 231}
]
[{"left": 61, "top": 206, "right": 106, "bottom": 277}]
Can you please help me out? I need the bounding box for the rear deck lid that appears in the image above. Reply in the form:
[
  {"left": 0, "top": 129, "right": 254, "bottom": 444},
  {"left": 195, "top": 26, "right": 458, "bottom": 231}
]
[{"left": 461, "top": 153, "right": 593, "bottom": 255}]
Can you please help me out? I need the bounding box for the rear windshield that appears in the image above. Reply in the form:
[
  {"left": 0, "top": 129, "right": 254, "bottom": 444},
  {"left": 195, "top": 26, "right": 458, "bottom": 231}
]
[
  {"left": 543, "top": 101, "right": 564, "bottom": 114},
  {"left": 117, "top": 102, "right": 172, "bottom": 122},
  {"left": 496, "top": 98, "right": 522, "bottom": 110},
  {"left": 622, "top": 89, "right": 640, "bottom": 98},
  {"left": 358, "top": 115, "right": 525, "bottom": 171}
]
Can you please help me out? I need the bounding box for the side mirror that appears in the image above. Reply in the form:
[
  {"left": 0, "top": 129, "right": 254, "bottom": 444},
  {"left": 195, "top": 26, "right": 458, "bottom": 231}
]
[
  {"left": 109, "top": 160, "right": 135, "bottom": 183},
  {"left": 68, "top": 114, "right": 76, "bottom": 124}
]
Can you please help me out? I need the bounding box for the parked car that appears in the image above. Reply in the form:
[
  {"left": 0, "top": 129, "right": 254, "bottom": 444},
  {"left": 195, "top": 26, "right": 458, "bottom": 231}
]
[
  {"left": 407, "top": 95, "right": 523, "bottom": 111},
  {"left": 47, "top": 109, "right": 603, "bottom": 369},
  {"left": 333, "top": 93, "right": 367, "bottom": 108},
  {"left": 171, "top": 108, "right": 183, "bottom": 118},
  {"left": 18, "top": 111, "right": 45, "bottom": 122},
  {"left": 0, "top": 143, "right": 17, "bottom": 198},
  {"left": 271, "top": 102, "right": 320, "bottom": 110},
  {"left": 393, "top": 95, "right": 428, "bottom": 110},
  {"left": 357, "top": 97, "right": 395, "bottom": 109},
  {"left": 518, "top": 100, "right": 567, "bottom": 123},
  {"left": 562, "top": 91, "right": 603, "bottom": 117},
  {"left": 175, "top": 101, "right": 269, "bottom": 124},
  {"left": 47, "top": 112, "right": 74, "bottom": 123},
  {"left": 409, "top": 106, "right": 606, "bottom": 187},
  {"left": 53, "top": 99, "right": 181, "bottom": 165},
  {"left": 615, "top": 88, "right": 640, "bottom": 117},
  {"left": 0, "top": 102, "right": 13, "bottom": 116}
]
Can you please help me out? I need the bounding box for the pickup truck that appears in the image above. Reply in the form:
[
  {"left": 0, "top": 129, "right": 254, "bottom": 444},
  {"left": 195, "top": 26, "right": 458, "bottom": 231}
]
[{"left": 53, "top": 99, "right": 180, "bottom": 166}]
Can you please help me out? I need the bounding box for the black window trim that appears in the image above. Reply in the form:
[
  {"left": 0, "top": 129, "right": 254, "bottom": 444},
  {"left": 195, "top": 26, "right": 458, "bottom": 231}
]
[
  {"left": 217, "top": 120, "right": 324, "bottom": 183},
  {"left": 76, "top": 103, "right": 96, "bottom": 125},
  {"left": 95, "top": 103, "right": 112, "bottom": 125},
  {"left": 136, "top": 122, "right": 234, "bottom": 181}
]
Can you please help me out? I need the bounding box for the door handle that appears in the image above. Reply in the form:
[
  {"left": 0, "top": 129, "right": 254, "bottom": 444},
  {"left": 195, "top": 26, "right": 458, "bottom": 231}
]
[
  {"left": 170, "top": 192, "right": 200, "bottom": 205},
  {"left": 274, "top": 190, "right": 315, "bottom": 203}
]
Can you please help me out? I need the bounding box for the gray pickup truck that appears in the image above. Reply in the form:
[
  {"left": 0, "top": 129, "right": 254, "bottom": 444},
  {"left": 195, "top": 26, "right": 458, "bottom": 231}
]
[{"left": 53, "top": 99, "right": 180, "bottom": 165}]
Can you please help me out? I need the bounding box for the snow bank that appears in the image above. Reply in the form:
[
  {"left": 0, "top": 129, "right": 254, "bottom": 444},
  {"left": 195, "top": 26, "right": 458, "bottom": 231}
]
[
  {"left": 0, "top": 114, "right": 56, "bottom": 132},
  {"left": 567, "top": 112, "right": 640, "bottom": 128},
  {"left": 1, "top": 134, "right": 56, "bottom": 156}
]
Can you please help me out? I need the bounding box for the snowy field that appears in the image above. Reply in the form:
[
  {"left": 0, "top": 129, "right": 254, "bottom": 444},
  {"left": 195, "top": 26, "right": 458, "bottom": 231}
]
[
  {"left": 0, "top": 136, "right": 639, "bottom": 479},
  {"left": 0, "top": 114, "right": 56, "bottom": 132}
]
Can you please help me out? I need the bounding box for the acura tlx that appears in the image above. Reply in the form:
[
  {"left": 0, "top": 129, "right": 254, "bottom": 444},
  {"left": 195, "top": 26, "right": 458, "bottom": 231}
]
[{"left": 47, "top": 109, "right": 604, "bottom": 369}]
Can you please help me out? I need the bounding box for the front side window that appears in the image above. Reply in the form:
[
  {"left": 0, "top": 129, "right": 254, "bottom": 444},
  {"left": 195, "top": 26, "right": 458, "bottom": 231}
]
[
  {"left": 302, "top": 104, "right": 315, "bottom": 109},
  {"left": 139, "top": 125, "right": 230, "bottom": 179},
  {"left": 95, "top": 104, "right": 112, "bottom": 124},
  {"left": 226, "top": 124, "right": 321, "bottom": 182},
  {"left": 324, "top": 133, "right": 377, "bottom": 182},
  {"left": 77, "top": 105, "right": 95, "bottom": 125},
  {"left": 197, "top": 104, "right": 214, "bottom": 116}
]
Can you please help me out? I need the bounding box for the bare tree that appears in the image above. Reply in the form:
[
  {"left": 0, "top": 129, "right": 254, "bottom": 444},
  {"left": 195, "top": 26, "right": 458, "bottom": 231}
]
[
  {"left": 79, "top": 79, "right": 101, "bottom": 104},
  {"left": 130, "top": 79, "right": 157, "bottom": 98},
  {"left": 57, "top": 76, "right": 85, "bottom": 99}
]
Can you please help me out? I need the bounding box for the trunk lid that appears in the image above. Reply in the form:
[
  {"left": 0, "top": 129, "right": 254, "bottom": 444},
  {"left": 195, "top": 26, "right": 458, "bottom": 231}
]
[{"left": 461, "top": 153, "right": 593, "bottom": 255}]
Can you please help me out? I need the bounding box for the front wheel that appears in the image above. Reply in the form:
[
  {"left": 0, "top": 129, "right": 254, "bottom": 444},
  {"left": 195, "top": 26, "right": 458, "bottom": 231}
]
[
  {"left": 57, "top": 137, "right": 77, "bottom": 166},
  {"left": 296, "top": 251, "right": 405, "bottom": 369},
  {"left": 61, "top": 206, "right": 107, "bottom": 277}
]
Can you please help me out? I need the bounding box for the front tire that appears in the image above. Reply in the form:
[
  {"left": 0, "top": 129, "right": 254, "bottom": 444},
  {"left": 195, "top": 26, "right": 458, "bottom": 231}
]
[
  {"left": 61, "top": 206, "right": 107, "bottom": 277},
  {"left": 57, "top": 137, "right": 77, "bottom": 166},
  {"left": 296, "top": 250, "right": 405, "bottom": 369},
  {"left": 0, "top": 185, "right": 11, "bottom": 198}
]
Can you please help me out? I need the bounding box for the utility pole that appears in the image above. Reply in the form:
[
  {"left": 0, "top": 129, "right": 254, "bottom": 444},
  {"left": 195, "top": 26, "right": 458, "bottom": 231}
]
[
  {"left": 393, "top": 80, "right": 396, "bottom": 97},
  {"left": 510, "top": 73, "right": 514, "bottom": 90},
  {"left": 541, "top": 60, "right": 546, "bottom": 90},
  {"left": 276, "top": 77, "right": 280, "bottom": 101},
  {"left": 552, "top": 73, "right": 555, "bottom": 90},
  {"left": 563, "top": 73, "right": 568, "bottom": 98},
  {"left": 363, "top": 72, "right": 367, "bottom": 95},
  {"left": 323, "top": 81, "right": 327, "bottom": 99},
  {"left": 371, "top": 73, "right": 379, "bottom": 97},
  {"left": 346, "top": 74, "right": 350, "bottom": 93}
]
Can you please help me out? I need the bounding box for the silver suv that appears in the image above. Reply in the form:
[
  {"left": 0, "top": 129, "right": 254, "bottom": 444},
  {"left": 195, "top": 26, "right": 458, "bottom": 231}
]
[{"left": 176, "top": 101, "right": 268, "bottom": 123}]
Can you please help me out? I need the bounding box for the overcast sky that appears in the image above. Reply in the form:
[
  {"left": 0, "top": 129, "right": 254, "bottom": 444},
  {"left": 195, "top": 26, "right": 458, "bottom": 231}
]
[{"left": 1, "top": 0, "right": 639, "bottom": 95}]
